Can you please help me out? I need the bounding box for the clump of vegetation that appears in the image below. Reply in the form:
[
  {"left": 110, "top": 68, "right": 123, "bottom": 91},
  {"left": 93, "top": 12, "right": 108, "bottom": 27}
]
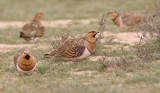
[
  {"left": 92, "top": 14, "right": 108, "bottom": 55},
  {"left": 49, "top": 22, "right": 75, "bottom": 51},
  {"left": 99, "top": 56, "right": 132, "bottom": 69},
  {"left": 136, "top": 0, "right": 160, "bottom": 60},
  {"left": 96, "top": 14, "right": 108, "bottom": 41},
  {"left": 99, "top": 47, "right": 144, "bottom": 70}
]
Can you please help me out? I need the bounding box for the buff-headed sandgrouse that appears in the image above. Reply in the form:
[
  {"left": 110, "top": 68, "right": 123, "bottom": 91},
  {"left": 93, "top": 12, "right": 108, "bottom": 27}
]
[
  {"left": 14, "top": 49, "right": 38, "bottom": 73},
  {"left": 20, "top": 12, "right": 45, "bottom": 41},
  {"left": 108, "top": 11, "right": 147, "bottom": 28},
  {"left": 44, "top": 30, "right": 99, "bottom": 61}
]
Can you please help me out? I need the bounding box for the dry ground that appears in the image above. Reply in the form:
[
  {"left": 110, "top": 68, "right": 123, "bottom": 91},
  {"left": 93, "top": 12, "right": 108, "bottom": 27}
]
[
  {"left": 1, "top": 19, "right": 159, "bottom": 93},
  {"left": 1, "top": 0, "right": 159, "bottom": 93}
]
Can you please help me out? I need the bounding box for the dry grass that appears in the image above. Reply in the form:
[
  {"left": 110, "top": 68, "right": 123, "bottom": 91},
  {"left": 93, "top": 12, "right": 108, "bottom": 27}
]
[
  {"left": 0, "top": 0, "right": 160, "bottom": 93},
  {"left": 136, "top": 0, "right": 160, "bottom": 60},
  {"left": 49, "top": 22, "right": 76, "bottom": 51}
]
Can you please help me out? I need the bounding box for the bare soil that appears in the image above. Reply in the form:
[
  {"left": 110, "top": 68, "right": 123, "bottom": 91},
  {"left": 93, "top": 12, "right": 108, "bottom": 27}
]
[
  {"left": 102, "top": 31, "right": 141, "bottom": 45},
  {"left": 0, "top": 19, "right": 96, "bottom": 28}
]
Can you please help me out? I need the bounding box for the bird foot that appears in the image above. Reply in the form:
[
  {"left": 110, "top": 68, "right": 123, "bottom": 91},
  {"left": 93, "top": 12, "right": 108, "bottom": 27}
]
[
  {"left": 30, "top": 37, "right": 39, "bottom": 42},
  {"left": 73, "top": 59, "right": 82, "bottom": 64},
  {"left": 18, "top": 72, "right": 24, "bottom": 77},
  {"left": 34, "top": 37, "right": 40, "bottom": 41},
  {"left": 18, "top": 72, "right": 32, "bottom": 76}
]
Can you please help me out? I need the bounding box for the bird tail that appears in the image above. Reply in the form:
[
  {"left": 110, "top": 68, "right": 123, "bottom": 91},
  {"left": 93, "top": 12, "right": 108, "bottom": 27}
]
[
  {"left": 44, "top": 54, "right": 51, "bottom": 58},
  {"left": 20, "top": 32, "right": 24, "bottom": 38},
  {"left": 44, "top": 51, "right": 57, "bottom": 58},
  {"left": 20, "top": 31, "right": 32, "bottom": 38}
]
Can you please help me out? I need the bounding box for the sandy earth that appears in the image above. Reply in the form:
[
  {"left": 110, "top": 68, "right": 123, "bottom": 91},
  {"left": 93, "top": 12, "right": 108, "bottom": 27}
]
[
  {"left": 0, "top": 19, "right": 96, "bottom": 28},
  {"left": 72, "top": 70, "right": 96, "bottom": 75},
  {"left": 0, "top": 44, "right": 32, "bottom": 52},
  {"left": 102, "top": 31, "right": 142, "bottom": 45},
  {"left": 89, "top": 56, "right": 105, "bottom": 61},
  {"left": 0, "top": 44, "right": 51, "bottom": 53}
]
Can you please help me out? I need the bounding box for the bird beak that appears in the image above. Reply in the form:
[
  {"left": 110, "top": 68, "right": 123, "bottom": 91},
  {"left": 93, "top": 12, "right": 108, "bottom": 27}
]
[
  {"left": 93, "top": 32, "right": 99, "bottom": 37},
  {"left": 96, "top": 32, "right": 99, "bottom": 34},
  {"left": 25, "top": 54, "right": 30, "bottom": 59}
]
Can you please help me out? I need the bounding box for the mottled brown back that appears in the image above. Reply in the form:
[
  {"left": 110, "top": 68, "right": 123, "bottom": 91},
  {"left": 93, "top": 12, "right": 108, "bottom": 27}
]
[
  {"left": 20, "top": 21, "right": 44, "bottom": 40},
  {"left": 48, "top": 38, "right": 85, "bottom": 58},
  {"left": 121, "top": 12, "right": 146, "bottom": 27}
]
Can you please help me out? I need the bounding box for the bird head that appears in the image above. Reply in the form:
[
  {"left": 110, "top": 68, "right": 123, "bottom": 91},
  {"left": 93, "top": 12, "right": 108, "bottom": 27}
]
[
  {"left": 33, "top": 12, "right": 43, "bottom": 22},
  {"left": 84, "top": 30, "right": 99, "bottom": 43},
  {"left": 108, "top": 11, "right": 119, "bottom": 19},
  {"left": 20, "top": 50, "right": 33, "bottom": 65}
]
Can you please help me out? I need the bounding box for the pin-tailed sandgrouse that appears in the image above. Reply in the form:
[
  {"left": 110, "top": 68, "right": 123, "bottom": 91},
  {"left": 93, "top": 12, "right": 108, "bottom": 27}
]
[
  {"left": 14, "top": 49, "right": 38, "bottom": 73},
  {"left": 20, "top": 12, "right": 45, "bottom": 41},
  {"left": 44, "top": 30, "right": 99, "bottom": 61},
  {"left": 108, "top": 11, "right": 147, "bottom": 28}
]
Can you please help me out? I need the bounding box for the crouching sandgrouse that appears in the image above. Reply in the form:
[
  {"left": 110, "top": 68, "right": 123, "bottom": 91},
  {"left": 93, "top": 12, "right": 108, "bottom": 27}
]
[
  {"left": 20, "top": 12, "right": 45, "bottom": 41},
  {"left": 108, "top": 11, "right": 147, "bottom": 28},
  {"left": 44, "top": 30, "right": 99, "bottom": 61},
  {"left": 14, "top": 49, "right": 38, "bottom": 73}
]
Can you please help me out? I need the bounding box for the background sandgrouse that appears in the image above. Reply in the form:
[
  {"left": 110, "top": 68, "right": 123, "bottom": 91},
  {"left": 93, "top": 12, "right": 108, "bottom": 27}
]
[
  {"left": 20, "top": 12, "right": 45, "bottom": 41},
  {"left": 44, "top": 30, "right": 99, "bottom": 61},
  {"left": 14, "top": 49, "right": 38, "bottom": 73},
  {"left": 108, "top": 11, "right": 147, "bottom": 28}
]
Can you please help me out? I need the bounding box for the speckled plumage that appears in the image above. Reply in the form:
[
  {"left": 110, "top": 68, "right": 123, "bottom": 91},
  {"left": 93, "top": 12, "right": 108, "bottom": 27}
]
[
  {"left": 45, "top": 30, "right": 99, "bottom": 60},
  {"left": 20, "top": 12, "right": 45, "bottom": 41},
  {"left": 108, "top": 11, "right": 147, "bottom": 28}
]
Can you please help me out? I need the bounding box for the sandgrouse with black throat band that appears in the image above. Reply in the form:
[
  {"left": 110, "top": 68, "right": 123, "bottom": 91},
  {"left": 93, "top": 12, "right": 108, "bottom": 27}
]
[
  {"left": 44, "top": 30, "right": 99, "bottom": 61},
  {"left": 14, "top": 49, "right": 38, "bottom": 73},
  {"left": 20, "top": 12, "right": 45, "bottom": 41},
  {"left": 108, "top": 11, "right": 146, "bottom": 28}
]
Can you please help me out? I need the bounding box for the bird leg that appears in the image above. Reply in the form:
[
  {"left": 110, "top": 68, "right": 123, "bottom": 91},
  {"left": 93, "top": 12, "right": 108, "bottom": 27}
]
[
  {"left": 18, "top": 72, "right": 24, "bottom": 77},
  {"left": 73, "top": 59, "right": 82, "bottom": 64},
  {"left": 34, "top": 37, "right": 40, "bottom": 41}
]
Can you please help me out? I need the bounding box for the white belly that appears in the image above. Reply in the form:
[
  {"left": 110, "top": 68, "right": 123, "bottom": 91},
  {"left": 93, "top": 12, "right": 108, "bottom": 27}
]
[
  {"left": 119, "top": 17, "right": 126, "bottom": 28},
  {"left": 76, "top": 45, "right": 91, "bottom": 59},
  {"left": 119, "top": 16, "right": 132, "bottom": 28},
  {"left": 16, "top": 63, "right": 37, "bottom": 73}
]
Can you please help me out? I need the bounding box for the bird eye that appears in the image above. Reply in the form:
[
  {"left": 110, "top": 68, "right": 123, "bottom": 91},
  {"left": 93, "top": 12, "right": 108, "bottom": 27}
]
[{"left": 91, "top": 31, "right": 95, "bottom": 33}]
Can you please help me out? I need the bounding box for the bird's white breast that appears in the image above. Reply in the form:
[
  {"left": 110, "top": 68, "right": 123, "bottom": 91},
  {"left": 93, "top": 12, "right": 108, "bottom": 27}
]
[
  {"left": 119, "top": 16, "right": 127, "bottom": 28},
  {"left": 77, "top": 44, "right": 91, "bottom": 59}
]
